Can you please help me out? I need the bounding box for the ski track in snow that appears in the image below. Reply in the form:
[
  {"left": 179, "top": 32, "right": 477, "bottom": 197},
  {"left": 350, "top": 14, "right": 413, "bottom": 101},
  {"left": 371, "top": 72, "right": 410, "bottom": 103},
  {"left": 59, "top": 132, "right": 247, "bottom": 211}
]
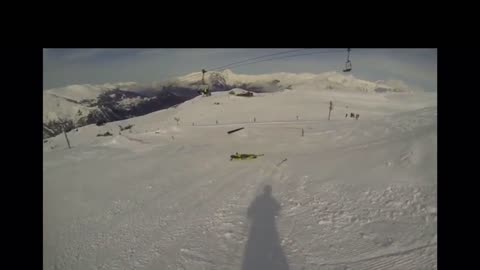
[{"left": 44, "top": 89, "right": 436, "bottom": 270}]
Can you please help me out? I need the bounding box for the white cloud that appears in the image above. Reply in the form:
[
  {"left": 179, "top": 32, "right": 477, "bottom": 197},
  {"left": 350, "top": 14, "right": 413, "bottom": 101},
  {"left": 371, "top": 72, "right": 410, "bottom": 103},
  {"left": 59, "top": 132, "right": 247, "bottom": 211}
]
[{"left": 43, "top": 49, "right": 437, "bottom": 91}]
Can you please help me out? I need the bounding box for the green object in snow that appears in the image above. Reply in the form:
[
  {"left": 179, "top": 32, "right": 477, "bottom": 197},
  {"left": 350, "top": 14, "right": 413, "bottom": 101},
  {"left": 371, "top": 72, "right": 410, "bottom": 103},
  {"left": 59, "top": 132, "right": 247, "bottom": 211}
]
[{"left": 230, "top": 153, "right": 264, "bottom": 160}]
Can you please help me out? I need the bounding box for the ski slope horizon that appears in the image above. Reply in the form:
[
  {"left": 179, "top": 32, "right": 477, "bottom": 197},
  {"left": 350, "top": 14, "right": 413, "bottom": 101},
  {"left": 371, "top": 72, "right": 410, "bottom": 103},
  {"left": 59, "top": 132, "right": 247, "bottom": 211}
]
[
  {"left": 43, "top": 69, "right": 421, "bottom": 99},
  {"left": 43, "top": 69, "right": 423, "bottom": 126},
  {"left": 43, "top": 73, "right": 437, "bottom": 269}
]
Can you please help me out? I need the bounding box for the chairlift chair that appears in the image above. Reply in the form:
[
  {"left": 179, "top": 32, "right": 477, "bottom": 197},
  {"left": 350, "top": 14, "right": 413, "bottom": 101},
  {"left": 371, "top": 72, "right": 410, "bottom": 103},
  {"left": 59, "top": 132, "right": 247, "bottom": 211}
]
[{"left": 343, "top": 60, "right": 352, "bottom": 72}]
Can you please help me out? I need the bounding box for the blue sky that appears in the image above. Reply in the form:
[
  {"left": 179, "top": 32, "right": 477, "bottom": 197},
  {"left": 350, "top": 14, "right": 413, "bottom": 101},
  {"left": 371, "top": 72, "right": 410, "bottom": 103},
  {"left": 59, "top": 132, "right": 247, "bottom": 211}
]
[{"left": 43, "top": 48, "right": 437, "bottom": 91}]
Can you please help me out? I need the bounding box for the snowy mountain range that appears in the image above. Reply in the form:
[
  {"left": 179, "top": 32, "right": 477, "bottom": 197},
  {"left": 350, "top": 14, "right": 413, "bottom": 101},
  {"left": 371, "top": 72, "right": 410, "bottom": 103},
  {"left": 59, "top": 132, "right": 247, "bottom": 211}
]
[{"left": 43, "top": 70, "right": 411, "bottom": 139}]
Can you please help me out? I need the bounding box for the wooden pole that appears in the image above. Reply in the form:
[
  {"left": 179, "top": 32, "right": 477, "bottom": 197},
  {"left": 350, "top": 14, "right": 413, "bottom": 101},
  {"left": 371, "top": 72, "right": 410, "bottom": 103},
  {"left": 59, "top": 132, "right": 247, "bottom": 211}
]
[
  {"left": 227, "top": 127, "right": 245, "bottom": 134},
  {"left": 328, "top": 101, "right": 333, "bottom": 120},
  {"left": 63, "top": 129, "right": 71, "bottom": 149}
]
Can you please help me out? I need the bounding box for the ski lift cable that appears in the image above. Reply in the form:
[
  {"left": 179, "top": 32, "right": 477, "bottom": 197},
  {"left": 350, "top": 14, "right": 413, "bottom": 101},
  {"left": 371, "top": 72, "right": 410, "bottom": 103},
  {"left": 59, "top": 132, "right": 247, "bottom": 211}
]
[
  {"left": 207, "top": 49, "right": 307, "bottom": 71},
  {"left": 166, "top": 49, "right": 308, "bottom": 81},
  {"left": 215, "top": 49, "right": 346, "bottom": 71},
  {"left": 165, "top": 48, "right": 349, "bottom": 82}
]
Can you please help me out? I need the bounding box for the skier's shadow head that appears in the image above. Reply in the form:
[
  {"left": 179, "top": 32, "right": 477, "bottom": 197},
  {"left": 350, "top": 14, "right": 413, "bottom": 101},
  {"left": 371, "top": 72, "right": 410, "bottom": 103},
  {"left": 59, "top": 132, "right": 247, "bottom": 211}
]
[
  {"left": 264, "top": 185, "right": 272, "bottom": 195},
  {"left": 242, "top": 184, "right": 289, "bottom": 270}
]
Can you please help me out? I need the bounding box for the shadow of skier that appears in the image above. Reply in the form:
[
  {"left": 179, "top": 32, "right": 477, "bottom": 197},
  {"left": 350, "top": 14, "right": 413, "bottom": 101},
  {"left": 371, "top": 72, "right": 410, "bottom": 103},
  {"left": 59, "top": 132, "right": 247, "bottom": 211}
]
[{"left": 242, "top": 185, "right": 289, "bottom": 270}]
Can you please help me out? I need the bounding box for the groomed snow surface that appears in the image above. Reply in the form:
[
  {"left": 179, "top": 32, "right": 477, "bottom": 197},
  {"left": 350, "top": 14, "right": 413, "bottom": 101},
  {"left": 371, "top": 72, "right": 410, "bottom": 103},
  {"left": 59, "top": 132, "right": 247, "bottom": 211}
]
[{"left": 44, "top": 85, "right": 437, "bottom": 269}]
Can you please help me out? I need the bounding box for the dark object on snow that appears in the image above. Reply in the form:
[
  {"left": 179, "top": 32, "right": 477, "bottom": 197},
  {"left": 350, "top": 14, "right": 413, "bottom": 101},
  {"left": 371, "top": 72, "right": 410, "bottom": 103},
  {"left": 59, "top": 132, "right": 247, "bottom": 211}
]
[
  {"left": 356, "top": 114, "right": 359, "bottom": 120},
  {"left": 96, "top": 120, "right": 106, "bottom": 126},
  {"left": 236, "top": 91, "right": 254, "bottom": 97},
  {"left": 119, "top": 124, "right": 134, "bottom": 131},
  {"left": 43, "top": 140, "right": 48, "bottom": 143},
  {"left": 276, "top": 158, "right": 287, "bottom": 166},
  {"left": 63, "top": 129, "right": 71, "bottom": 149},
  {"left": 230, "top": 153, "right": 264, "bottom": 161},
  {"left": 328, "top": 101, "right": 333, "bottom": 121},
  {"left": 345, "top": 113, "right": 348, "bottom": 118},
  {"left": 198, "top": 87, "right": 211, "bottom": 96},
  {"left": 227, "top": 127, "right": 245, "bottom": 134},
  {"left": 214, "top": 102, "right": 220, "bottom": 105},
  {"left": 97, "top": 131, "right": 113, "bottom": 137},
  {"left": 350, "top": 113, "right": 355, "bottom": 118}
]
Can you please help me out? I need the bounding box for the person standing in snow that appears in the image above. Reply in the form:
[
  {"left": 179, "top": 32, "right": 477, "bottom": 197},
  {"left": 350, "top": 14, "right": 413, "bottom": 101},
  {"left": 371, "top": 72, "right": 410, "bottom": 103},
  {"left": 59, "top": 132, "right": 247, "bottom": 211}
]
[{"left": 204, "top": 86, "right": 211, "bottom": 96}]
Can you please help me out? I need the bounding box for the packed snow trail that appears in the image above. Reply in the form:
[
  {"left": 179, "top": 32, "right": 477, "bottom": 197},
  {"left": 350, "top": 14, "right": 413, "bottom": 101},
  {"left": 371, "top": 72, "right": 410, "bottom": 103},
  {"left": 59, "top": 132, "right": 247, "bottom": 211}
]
[{"left": 44, "top": 90, "right": 436, "bottom": 269}]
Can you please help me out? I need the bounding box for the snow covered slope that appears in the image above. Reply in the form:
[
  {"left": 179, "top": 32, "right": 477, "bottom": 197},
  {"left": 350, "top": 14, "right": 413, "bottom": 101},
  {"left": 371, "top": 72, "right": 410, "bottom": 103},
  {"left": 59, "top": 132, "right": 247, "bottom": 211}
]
[
  {"left": 43, "top": 84, "right": 190, "bottom": 139},
  {"left": 43, "top": 75, "right": 436, "bottom": 270},
  {"left": 43, "top": 70, "right": 415, "bottom": 139}
]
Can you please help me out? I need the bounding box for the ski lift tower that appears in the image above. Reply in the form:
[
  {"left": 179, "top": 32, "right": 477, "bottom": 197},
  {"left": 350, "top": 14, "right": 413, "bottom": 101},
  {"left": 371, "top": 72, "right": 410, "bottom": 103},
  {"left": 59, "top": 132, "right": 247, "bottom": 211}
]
[
  {"left": 343, "top": 48, "right": 352, "bottom": 72},
  {"left": 201, "top": 69, "right": 207, "bottom": 85}
]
